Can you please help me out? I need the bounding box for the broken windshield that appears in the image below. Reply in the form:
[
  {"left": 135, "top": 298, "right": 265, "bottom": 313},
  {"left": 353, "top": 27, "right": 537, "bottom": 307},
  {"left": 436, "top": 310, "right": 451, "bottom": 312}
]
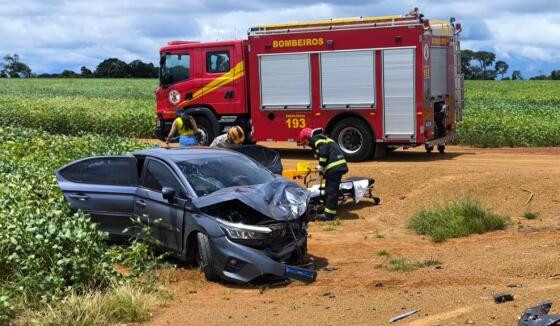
[{"left": 177, "top": 154, "right": 275, "bottom": 197}]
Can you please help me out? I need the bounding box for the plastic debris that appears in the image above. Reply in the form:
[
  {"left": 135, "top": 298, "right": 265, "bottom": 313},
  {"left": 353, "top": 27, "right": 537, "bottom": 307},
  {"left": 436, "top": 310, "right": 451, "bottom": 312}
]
[
  {"left": 494, "top": 293, "right": 514, "bottom": 303},
  {"left": 389, "top": 309, "right": 420, "bottom": 323}
]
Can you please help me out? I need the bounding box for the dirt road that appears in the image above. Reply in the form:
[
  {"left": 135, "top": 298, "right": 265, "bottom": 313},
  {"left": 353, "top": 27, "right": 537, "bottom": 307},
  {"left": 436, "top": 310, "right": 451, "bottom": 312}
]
[{"left": 146, "top": 145, "right": 560, "bottom": 325}]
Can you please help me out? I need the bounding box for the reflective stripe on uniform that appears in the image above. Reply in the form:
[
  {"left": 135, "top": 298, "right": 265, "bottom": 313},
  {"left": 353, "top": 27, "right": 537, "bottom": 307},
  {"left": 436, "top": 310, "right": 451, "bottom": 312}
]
[
  {"left": 319, "top": 157, "right": 327, "bottom": 162},
  {"left": 313, "top": 138, "right": 333, "bottom": 148},
  {"left": 325, "top": 159, "right": 346, "bottom": 171},
  {"left": 324, "top": 207, "right": 336, "bottom": 214}
]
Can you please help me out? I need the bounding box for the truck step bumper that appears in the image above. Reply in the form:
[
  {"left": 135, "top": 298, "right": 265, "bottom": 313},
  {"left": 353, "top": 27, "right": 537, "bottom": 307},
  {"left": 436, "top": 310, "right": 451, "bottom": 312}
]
[{"left": 425, "top": 133, "right": 456, "bottom": 147}]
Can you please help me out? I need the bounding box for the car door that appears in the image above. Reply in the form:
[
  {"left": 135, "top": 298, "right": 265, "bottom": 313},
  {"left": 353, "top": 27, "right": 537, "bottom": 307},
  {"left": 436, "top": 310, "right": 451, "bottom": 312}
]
[
  {"left": 56, "top": 156, "right": 138, "bottom": 239},
  {"left": 134, "top": 158, "right": 187, "bottom": 253}
]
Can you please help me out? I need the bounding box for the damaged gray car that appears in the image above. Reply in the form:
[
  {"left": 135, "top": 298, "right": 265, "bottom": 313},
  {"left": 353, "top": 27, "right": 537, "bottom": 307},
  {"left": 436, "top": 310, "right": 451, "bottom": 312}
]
[{"left": 56, "top": 147, "right": 316, "bottom": 284}]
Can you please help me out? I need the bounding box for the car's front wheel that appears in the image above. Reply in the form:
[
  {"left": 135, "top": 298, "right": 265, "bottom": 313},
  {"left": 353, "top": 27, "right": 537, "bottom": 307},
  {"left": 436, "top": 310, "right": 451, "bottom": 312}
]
[{"left": 196, "top": 232, "right": 218, "bottom": 281}]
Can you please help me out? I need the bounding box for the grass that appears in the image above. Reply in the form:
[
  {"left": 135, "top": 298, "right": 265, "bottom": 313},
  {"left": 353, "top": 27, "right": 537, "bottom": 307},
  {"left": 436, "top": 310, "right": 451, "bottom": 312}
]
[
  {"left": 523, "top": 211, "right": 540, "bottom": 220},
  {"left": 323, "top": 218, "right": 342, "bottom": 231},
  {"left": 408, "top": 197, "right": 510, "bottom": 243},
  {"left": 377, "top": 250, "right": 390, "bottom": 257},
  {"left": 386, "top": 256, "right": 442, "bottom": 272},
  {"left": 17, "top": 284, "right": 158, "bottom": 326}
]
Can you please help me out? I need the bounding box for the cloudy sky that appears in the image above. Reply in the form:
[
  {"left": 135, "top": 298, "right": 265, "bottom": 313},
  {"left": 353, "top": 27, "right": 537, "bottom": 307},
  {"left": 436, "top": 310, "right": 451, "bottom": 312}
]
[{"left": 1, "top": 0, "right": 559, "bottom": 77}]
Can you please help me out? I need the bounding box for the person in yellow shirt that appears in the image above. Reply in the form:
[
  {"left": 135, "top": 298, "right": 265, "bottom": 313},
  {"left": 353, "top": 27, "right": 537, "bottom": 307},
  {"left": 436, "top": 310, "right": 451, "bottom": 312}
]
[{"left": 165, "top": 112, "right": 200, "bottom": 147}]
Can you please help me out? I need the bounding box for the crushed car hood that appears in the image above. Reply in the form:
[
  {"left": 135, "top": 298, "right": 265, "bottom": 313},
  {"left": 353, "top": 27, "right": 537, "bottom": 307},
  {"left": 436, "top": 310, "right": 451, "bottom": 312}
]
[{"left": 192, "top": 179, "right": 310, "bottom": 221}]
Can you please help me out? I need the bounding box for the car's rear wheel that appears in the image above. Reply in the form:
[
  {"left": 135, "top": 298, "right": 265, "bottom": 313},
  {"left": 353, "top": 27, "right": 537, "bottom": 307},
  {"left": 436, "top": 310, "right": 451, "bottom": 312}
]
[
  {"left": 196, "top": 232, "right": 218, "bottom": 281},
  {"left": 331, "top": 117, "right": 374, "bottom": 162}
]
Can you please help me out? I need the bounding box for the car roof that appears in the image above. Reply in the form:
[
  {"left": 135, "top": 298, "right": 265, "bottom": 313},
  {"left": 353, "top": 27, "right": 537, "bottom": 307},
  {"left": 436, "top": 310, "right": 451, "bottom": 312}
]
[{"left": 132, "top": 146, "right": 243, "bottom": 163}]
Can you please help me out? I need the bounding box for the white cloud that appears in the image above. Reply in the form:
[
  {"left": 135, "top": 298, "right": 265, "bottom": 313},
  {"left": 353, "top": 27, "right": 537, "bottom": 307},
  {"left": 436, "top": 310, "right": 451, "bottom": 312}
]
[
  {"left": 486, "top": 14, "right": 560, "bottom": 62},
  {"left": 0, "top": 0, "right": 558, "bottom": 75}
]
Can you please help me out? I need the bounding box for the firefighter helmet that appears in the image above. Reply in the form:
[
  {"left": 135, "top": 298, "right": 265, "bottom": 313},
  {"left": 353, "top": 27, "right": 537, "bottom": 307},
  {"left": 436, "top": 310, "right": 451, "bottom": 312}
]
[
  {"left": 298, "top": 128, "right": 313, "bottom": 145},
  {"left": 227, "top": 126, "right": 245, "bottom": 144}
]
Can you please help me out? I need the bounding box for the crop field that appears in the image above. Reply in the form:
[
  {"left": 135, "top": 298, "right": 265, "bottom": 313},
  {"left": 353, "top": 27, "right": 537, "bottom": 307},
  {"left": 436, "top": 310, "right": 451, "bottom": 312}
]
[
  {"left": 0, "top": 79, "right": 559, "bottom": 146},
  {"left": 460, "top": 80, "right": 560, "bottom": 147},
  {"left": 0, "top": 79, "right": 156, "bottom": 138}
]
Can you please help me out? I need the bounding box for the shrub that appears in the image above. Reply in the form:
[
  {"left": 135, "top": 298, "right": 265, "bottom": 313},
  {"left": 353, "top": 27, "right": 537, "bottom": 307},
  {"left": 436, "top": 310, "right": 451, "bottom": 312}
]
[
  {"left": 523, "top": 211, "right": 540, "bottom": 220},
  {"left": 408, "top": 197, "right": 510, "bottom": 243}
]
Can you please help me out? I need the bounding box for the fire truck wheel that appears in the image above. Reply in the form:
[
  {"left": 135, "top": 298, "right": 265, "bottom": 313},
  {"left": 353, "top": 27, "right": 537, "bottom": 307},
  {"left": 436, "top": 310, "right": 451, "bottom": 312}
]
[
  {"left": 437, "top": 144, "right": 445, "bottom": 154},
  {"left": 194, "top": 116, "right": 215, "bottom": 146},
  {"left": 331, "top": 118, "right": 374, "bottom": 162},
  {"left": 425, "top": 145, "right": 434, "bottom": 153}
]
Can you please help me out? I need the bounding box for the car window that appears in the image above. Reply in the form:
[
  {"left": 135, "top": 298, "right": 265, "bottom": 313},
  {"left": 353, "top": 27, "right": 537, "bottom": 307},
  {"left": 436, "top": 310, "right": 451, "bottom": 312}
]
[
  {"left": 206, "top": 51, "right": 230, "bottom": 73},
  {"left": 60, "top": 157, "right": 136, "bottom": 186},
  {"left": 177, "top": 154, "right": 274, "bottom": 197},
  {"left": 142, "top": 160, "right": 183, "bottom": 195}
]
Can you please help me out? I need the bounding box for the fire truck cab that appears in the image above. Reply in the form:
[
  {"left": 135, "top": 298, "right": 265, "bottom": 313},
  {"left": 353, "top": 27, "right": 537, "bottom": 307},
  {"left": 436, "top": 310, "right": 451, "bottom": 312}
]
[{"left": 155, "top": 13, "right": 463, "bottom": 161}]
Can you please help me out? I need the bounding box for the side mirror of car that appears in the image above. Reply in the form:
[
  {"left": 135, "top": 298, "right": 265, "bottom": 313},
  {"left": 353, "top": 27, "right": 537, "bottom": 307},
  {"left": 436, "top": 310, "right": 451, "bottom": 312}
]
[{"left": 162, "top": 187, "right": 176, "bottom": 202}]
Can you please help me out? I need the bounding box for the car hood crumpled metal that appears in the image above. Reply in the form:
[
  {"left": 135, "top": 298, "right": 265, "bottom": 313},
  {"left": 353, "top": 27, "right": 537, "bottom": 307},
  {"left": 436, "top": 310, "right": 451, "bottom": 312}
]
[{"left": 192, "top": 179, "right": 310, "bottom": 221}]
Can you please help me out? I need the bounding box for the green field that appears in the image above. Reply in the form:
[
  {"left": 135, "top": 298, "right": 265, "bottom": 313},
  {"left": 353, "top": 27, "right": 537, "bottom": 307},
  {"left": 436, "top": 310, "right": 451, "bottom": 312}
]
[
  {"left": 0, "top": 127, "right": 154, "bottom": 322},
  {"left": 0, "top": 78, "right": 559, "bottom": 147},
  {"left": 460, "top": 80, "right": 560, "bottom": 147},
  {"left": 0, "top": 79, "right": 156, "bottom": 138}
]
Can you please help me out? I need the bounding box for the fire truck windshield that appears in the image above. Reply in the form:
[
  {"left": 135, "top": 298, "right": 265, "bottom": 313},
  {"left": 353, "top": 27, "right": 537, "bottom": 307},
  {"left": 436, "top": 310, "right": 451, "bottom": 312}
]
[{"left": 161, "top": 53, "right": 190, "bottom": 85}]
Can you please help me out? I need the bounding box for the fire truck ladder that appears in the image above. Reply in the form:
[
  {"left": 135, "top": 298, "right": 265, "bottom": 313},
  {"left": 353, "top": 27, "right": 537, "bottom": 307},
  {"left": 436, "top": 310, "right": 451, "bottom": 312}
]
[{"left": 248, "top": 15, "right": 424, "bottom": 36}]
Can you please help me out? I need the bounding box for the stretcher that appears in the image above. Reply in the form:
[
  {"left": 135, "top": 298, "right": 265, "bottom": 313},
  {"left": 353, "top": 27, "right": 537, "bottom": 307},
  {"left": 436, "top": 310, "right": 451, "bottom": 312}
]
[{"left": 282, "top": 162, "right": 381, "bottom": 220}]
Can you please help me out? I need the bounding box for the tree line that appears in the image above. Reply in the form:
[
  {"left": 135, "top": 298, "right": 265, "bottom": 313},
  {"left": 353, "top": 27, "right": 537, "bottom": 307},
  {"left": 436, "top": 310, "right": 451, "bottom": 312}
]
[
  {"left": 1, "top": 55, "right": 158, "bottom": 78},
  {"left": 2, "top": 52, "right": 559, "bottom": 80},
  {"left": 461, "top": 49, "right": 559, "bottom": 80}
]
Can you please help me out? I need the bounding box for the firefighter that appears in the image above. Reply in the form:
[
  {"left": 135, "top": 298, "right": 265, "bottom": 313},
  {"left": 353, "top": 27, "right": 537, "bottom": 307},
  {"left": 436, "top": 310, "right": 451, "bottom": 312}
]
[
  {"left": 210, "top": 125, "right": 245, "bottom": 148},
  {"left": 165, "top": 112, "right": 200, "bottom": 147},
  {"left": 298, "top": 128, "right": 348, "bottom": 221}
]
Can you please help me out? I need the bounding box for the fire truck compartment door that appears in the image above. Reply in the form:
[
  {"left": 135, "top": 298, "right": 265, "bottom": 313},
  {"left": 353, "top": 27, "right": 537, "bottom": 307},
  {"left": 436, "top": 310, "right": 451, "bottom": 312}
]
[
  {"left": 320, "top": 50, "right": 375, "bottom": 108},
  {"left": 382, "top": 48, "right": 415, "bottom": 139},
  {"left": 430, "top": 47, "right": 448, "bottom": 97},
  {"left": 259, "top": 54, "right": 311, "bottom": 109}
]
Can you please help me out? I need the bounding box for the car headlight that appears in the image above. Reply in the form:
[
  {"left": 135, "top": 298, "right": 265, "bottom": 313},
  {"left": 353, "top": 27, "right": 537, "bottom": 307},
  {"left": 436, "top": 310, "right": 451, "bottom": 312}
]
[{"left": 216, "top": 218, "right": 272, "bottom": 240}]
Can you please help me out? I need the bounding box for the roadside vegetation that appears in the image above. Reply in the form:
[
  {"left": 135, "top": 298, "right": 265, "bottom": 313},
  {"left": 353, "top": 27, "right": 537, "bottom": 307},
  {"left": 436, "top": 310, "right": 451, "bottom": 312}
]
[
  {"left": 0, "top": 126, "right": 172, "bottom": 324},
  {"left": 523, "top": 211, "right": 540, "bottom": 220},
  {"left": 376, "top": 250, "right": 441, "bottom": 272},
  {"left": 387, "top": 257, "right": 442, "bottom": 272},
  {"left": 408, "top": 197, "right": 510, "bottom": 243},
  {"left": 458, "top": 80, "right": 560, "bottom": 147},
  {"left": 0, "top": 79, "right": 559, "bottom": 147}
]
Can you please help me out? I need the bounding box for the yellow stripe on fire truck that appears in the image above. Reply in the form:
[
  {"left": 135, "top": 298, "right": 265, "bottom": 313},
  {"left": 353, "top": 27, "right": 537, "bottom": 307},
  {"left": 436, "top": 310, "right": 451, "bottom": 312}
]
[{"left": 178, "top": 61, "right": 245, "bottom": 107}]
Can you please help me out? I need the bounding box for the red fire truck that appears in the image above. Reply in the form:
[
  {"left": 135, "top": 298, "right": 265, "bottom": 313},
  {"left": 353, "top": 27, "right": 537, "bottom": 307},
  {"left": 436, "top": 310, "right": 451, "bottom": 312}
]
[{"left": 155, "top": 13, "right": 463, "bottom": 161}]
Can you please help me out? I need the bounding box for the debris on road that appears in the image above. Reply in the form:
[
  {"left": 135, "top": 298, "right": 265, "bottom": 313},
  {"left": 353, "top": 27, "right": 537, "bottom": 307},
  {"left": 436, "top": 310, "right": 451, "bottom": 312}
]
[
  {"left": 322, "top": 291, "right": 336, "bottom": 298},
  {"left": 322, "top": 266, "right": 338, "bottom": 272},
  {"left": 507, "top": 284, "right": 522, "bottom": 288},
  {"left": 518, "top": 301, "right": 560, "bottom": 326},
  {"left": 520, "top": 187, "right": 534, "bottom": 204},
  {"left": 389, "top": 309, "right": 420, "bottom": 323},
  {"left": 494, "top": 293, "right": 514, "bottom": 303}
]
